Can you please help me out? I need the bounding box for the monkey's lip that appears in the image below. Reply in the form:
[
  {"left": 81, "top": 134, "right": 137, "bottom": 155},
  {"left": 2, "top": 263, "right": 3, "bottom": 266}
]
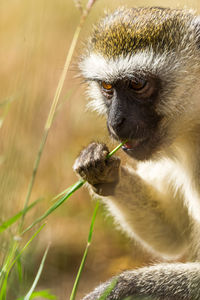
[{"left": 122, "top": 138, "right": 147, "bottom": 151}]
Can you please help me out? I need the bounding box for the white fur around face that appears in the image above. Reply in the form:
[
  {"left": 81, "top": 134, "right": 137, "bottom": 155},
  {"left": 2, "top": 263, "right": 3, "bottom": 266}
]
[
  {"left": 80, "top": 50, "right": 180, "bottom": 82},
  {"left": 80, "top": 49, "right": 192, "bottom": 116},
  {"left": 85, "top": 80, "right": 107, "bottom": 115}
]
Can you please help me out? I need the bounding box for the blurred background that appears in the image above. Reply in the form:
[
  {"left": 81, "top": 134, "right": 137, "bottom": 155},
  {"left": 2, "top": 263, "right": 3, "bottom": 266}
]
[{"left": 0, "top": 0, "right": 199, "bottom": 299}]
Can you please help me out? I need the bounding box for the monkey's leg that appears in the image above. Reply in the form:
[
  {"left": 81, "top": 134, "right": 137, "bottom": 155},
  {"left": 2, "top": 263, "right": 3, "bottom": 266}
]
[{"left": 82, "top": 262, "right": 200, "bottom": 300}]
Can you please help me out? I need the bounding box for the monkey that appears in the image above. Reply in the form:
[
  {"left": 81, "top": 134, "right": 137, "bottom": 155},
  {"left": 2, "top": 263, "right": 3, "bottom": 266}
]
[{"left": 73, "top": 7, "right": 200, "bottom": 300}]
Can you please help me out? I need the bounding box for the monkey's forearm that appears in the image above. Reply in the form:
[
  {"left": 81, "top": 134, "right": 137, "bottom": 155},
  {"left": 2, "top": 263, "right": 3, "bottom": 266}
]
[
  {"left": 100, "top": 166, "right": 188, "bottom": 256},
  {"left": 82, "top": 263, "right": 200, "bottom": 300}
]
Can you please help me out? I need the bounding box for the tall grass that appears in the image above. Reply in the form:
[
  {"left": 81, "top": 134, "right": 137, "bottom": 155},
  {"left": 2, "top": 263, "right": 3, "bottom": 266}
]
[{"left": 0, "top": 1, "right": 99, "bottom": 299}]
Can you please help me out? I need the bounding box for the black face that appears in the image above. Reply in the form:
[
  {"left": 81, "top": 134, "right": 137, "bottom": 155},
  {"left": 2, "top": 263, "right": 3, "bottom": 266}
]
[{"left": 99, "top": 76, "right": 163, "bottom": 161}]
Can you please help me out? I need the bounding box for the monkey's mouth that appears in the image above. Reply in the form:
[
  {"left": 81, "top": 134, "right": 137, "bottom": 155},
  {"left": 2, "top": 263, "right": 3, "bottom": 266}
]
[{"left": 122, "top": 138, "right": 148, "bottom": 151}]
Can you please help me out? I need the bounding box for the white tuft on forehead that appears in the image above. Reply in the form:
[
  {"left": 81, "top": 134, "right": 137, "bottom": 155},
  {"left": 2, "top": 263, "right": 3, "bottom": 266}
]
[{"left": 80, "top": 50, "right": 180, "bottom": 82}]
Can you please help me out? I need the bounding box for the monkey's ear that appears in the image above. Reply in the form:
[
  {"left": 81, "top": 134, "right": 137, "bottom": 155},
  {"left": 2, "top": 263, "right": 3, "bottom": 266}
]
[{"left": 192, "top": 16, "right": 200, "bottom": 49}]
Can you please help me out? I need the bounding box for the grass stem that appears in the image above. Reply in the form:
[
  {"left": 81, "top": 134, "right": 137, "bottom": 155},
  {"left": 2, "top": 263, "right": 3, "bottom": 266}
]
[
  {"left": 69, "top": 201, "right": 99, "bottom": 300},
  {"left": 19, "top": 0, "right": 97, "bottom": 232}
]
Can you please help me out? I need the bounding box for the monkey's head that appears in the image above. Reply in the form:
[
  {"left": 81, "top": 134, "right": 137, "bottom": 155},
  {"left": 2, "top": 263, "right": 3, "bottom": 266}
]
[{"left": 80, "top": 7, "right": 200, "bottom": 161}]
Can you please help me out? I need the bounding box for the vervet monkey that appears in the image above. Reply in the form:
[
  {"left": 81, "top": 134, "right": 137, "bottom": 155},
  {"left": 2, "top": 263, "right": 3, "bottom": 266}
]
[{"left": 73, "top": 7, "right": 200, "bottom": 300}]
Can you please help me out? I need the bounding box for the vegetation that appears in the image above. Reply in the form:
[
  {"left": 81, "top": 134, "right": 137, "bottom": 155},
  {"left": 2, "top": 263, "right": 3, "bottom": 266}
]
[{"left": 0, "top": 1, "right": 98, "bottom": 298}]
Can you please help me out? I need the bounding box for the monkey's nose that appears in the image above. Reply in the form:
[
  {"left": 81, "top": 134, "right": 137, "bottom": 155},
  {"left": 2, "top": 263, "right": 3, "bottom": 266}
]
[
  {"left": 111, "top": 118, "right": 126, "bottom": 132},
  {"left": 109, "top": 117, "right": 127, "bottom": 138}
]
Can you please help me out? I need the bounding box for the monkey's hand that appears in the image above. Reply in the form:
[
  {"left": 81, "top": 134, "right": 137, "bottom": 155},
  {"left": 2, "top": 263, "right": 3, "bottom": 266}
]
[{"left": 73, "top": 142, "right": 121, "bottom": 196}]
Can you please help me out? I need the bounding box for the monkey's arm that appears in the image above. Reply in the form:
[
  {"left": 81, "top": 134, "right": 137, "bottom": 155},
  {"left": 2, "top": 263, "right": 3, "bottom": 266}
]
[
  {"left": 82, "top": 262, "right": 200, "bottom": 300},
  {"left": 107, "top": 165, "right": 189, "bottom": 255},
  {"left": 73, "top": 143, "right": 189, "bottom": 256}
]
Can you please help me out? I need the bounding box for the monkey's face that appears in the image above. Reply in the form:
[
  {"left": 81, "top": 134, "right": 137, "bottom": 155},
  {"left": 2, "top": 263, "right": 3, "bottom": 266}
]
[
  {"left": 81, "top": 50, "right": 181, "bottom": 161},
  {"left": 100, "top": 75, "right": 163, "bottom": 160},
  {"left": 81, "top": 50, "right": 198, "bottom": 161}
]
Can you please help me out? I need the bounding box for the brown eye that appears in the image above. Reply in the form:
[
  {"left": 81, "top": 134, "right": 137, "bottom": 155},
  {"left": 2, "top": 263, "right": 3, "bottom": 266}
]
[
  {"left": 101, "top": 81, "right": 113, "bottom": 90},
  {"left": 101, "top": 81, "right": 113, "bottom": 99},
  {"left": 130, "top": 78, "right": 147, "bottom": 92}
]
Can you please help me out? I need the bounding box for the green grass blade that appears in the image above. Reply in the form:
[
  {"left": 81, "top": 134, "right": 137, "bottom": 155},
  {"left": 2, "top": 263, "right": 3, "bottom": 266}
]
[
  {"left": 0, "top": 224, "right": 46, "bottom": 299},
  {"left": 0, "top": 198, "right": 42, "bottom": 233},
  {"left": 0, "top": 276, "right": 7, "bottom": 300},
  {"left": 0, "top": 241, "right": 18, "bottom": 287},
  {"left": 17, "top": 290, "right": 56, "bottom": 300},
  {"left": 69, "top": 201, "right": 99, "bottom": 300},
  {"left": 22, "top": 179, "right": 85, "bottom": 235},
  {"left": 23, "top": 245, "right": 50, "bottom": 300},
  {"left": 88, "top": 202, "right": 99, "bottom": 244},
  {"left": 16, "top": 250, "right": 23, "bottom": 282},
  {"left": 106, "top": 140, "right": 127, "bottom": 158},
  {"left": 52, "top": 184, "right": 75, "bottom": 201},
  {"left": 29, "top": 290, "right": 56, "bottom": 299},
  {"left": 97, "top": 278, "right": 118, "bottom": 300},
  {"left": 9, "top": 224, "right": 46, "bottom": 274}
]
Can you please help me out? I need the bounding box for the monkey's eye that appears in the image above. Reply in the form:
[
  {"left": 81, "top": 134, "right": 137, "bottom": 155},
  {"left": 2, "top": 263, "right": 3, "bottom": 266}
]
[
  {"left": 101, "top": 82, "right": 113, "bottom": 90},
  {"left": 101, "top": 81, "right": 114, "bottom": 99},
  {"left": 130, "top": 78, "right": 147, "bottom": 92}
]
